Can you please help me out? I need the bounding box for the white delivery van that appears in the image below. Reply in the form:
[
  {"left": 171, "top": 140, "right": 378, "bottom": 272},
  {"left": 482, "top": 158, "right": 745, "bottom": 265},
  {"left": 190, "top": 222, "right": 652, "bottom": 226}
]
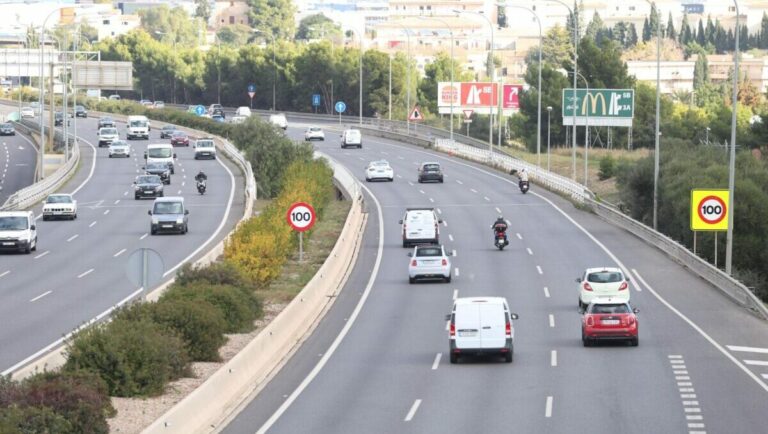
[
  {"left": 235, "top": 106, "right": 252, "bottom": 117},
  {"left": 447, "top": 297, "right": 518, "bottom": 364},
  {"left": 126, "top": 115, "right": 150, "bottom": 140},
  {"left": 399, "top": 208, "right": 441, "bottom": 247},
  {"left": 144, "top": 143, "right": 176, "bottom": 173},
  {"left": 0, "top": 211, "right": 37, "bottom": 254},
  {"left": 341, "top": 129, "right": 362, "bottom": 148},
  {"left": 268, "top": 113, "right": 288, "bottom": 130}
]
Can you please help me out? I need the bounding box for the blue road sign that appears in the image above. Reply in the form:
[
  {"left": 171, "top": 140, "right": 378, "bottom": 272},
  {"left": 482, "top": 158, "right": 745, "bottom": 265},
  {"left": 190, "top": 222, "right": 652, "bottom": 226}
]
[
  {"left": 194, "top": 105, "right": 206, "bottom": 116},
  {"left": 335, "top": 101, "right": 346, "bottom": 113},
  {"left": 247, "top": 84, "right": 256, "bottom": 93},
  {"left": 312, "top": 94, "right": 321, "bottom": 107}
]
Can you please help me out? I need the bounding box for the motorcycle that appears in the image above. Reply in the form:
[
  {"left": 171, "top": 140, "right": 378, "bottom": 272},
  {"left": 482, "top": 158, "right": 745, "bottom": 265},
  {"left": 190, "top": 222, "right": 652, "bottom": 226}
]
[
  {"left": 519, "top": 180, "right": 530, "bottom": 194},
  {"left": 196, "top": 179, "right": 207, "bottom": 195},
  {"left": 494, "top": 231, "right": 508, "bottom": 250}
]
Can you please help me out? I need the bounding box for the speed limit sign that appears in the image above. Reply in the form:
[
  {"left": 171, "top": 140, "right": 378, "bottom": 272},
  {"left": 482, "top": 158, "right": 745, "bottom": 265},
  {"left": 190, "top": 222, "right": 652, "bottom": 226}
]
[
  {"left": 691, "top": 189, "right": 729, "bottom": 231},
  {"left": 287, "top": 202, "right": 316, "bottom": 232}
]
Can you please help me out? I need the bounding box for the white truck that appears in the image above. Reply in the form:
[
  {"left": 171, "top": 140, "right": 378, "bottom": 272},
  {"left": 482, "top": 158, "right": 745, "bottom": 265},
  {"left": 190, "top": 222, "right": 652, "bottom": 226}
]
[{"left": 126, "top": 115, "right": 150, "bottom": 140}]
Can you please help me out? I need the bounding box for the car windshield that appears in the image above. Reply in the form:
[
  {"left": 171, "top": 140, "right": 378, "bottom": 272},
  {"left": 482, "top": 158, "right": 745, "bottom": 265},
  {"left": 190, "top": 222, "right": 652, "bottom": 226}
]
[
  {"left": 309, "top": 127, "right": 321, "bottom": 132},
  {"left": 587, "top": 271, "right": 624, "bottom": 283},
  {"left": 110, "top": 141, "right": 127, "bottom": 147},
  {"left": 1, "top": 123, "right": 11, "bottom": 128},
  {"left": 163, "top": 125, "right": 175, "bottom": 131},
  {"left": 0, "top": 216, "right": 28, "bottom": 231},
  {"left": 101, "top": 128, "right": 117, "bottom": 135},
  {"left": 173, "top": 132, "right": 187, "bottom": 137},
  {"left": 416, "top": 247, "right": 442, "bottom": 257},
  {"left": 154, "top": 202, "right": 183, "bottom": 214},
  {"left": 589, "top": 303, "right": 631, "bottom": 314},
  {"left": 46, "top": 195, "right": 72, "bottom": 204},
  {"left": 137, "top": 175, "right": 160, "bottom": 184},
  {"left": 197, "top": 141, "right": 214, "bottom": 148},
  {"left": 423, "top": 164, "right": 440, "bottom": 171},
  {"left": 76, "top": 105, "right": 84, "bottom": 110},
  {"left": 146, "top": 163, "right": 166, "bottom": 171},
  {"left": 148, "top": 148, "right": 172, "bottom": 158},
  {"left": 371, "top": 161, "right": 389, "bottom": 168},
  {"left": 100, "top": 118, "right": 113, "bottom": 123},
  {"left": 130, "top": 120, "right": 147, "bottom": 127}
]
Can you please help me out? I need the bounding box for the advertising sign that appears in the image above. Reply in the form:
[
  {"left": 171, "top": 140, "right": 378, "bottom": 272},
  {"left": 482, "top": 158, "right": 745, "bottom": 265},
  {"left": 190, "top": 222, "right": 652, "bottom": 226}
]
[
  {"left": 437, "top": 82, "right": 522, "bottom": 115},
  {"left": 503, "top": 84, "right": 523, "bottom": 109},
  {"left": 691, "top": 189, "right": 730, "bottom": 231},
  {"left": 561, "top": 89, "right": 634, "bottom": 127}
]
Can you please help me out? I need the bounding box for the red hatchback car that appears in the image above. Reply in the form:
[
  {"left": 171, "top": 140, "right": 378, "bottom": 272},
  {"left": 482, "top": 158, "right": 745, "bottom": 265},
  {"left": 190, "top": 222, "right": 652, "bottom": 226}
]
[
  {"left": 170, "top": 131, "right": 189, "bottom": 147},
  {"left": 582, "top": 298, "right": 639, "bottom": 347}
]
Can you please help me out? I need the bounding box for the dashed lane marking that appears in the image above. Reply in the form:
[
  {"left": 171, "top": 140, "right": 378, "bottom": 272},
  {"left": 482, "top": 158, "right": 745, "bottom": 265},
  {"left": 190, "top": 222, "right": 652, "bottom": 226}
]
[
  {"left": 30, "top": 291, "right": 52, "bottom": 302},
  {"left": 34, "top": 251, "right": 49, "bottom": 259},
  {"left": 77, "top": 269, "right": 94, "bottom": 278}
]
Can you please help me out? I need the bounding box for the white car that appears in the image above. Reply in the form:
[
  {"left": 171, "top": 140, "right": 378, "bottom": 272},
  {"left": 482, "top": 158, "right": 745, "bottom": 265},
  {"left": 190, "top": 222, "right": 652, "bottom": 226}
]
[
  {"left": 98, "top": 127, "right": 119, "bottom": 147},
  {"left": 231, "top": 115, "right": 247, "bottom": 124},
  {"left": 408, "top": 244, "right": 452, "bottom": 283},
  {"left": 153, "top": 101, "right": 165, "bottom": 109},
  {"left": 577, "top": 267, "right": 631, "bottom": 309},
  {"left": 268, "top": 113, "right": 288, "bottom": 130},
  {"left": 42, "top": 194, "right": 77, "bottom": 220},
  {"left": 365, "top": 160, "right": 394, "bottom": 182},
  {"left": 235, "top": 106, "right": 252, "bottom": 117},
  {"left": 20, "top": 107, "right": 34, "bottom": 118},
  {"left": 108, "top": 140, "right": 131, "bottom": 158},
  {"left": 194, "top": 138, "right": 217, "bottom": 160},
  {"left": 304, "top": 126, "right": 325, "bottom": 141}
]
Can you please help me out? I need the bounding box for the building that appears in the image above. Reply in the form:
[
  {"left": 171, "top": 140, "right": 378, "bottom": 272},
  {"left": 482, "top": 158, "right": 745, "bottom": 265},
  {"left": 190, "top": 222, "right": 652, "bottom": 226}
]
[{"left": 212, "top": 1, "right": 251, "bottom": 29}]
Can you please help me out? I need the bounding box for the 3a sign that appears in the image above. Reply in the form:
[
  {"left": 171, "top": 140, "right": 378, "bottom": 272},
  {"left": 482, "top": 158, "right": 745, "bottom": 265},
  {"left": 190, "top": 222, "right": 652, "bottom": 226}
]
[
  {"left": 287, "top": 202, "right": 316, "bottom": 232},
  {"left": 690, "top": 189, "right": 729, "bottom": 231},
  {"left": 561, "top": 89, "right": 634, "bottom": 127}
]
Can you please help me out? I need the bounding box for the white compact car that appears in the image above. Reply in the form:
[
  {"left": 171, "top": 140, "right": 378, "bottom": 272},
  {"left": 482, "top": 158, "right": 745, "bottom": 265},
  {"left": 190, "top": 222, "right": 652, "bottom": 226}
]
[
  {"left": 194, "top": 138, "right": 217, "bottom": 160},
  {"left": 365, "top": 160, "right": 394, "bottom": 182},
  {"left": 0, "top": 211, "right": 37, "bottom": 253},
  {"left": 577, "top": 267, "right": 631, "bottom": 309},
  {"left": 42, "top": 194, "right": 77, "bottom": 220},
  {"left": 269, "top": 113, "right": 288, "bottom": 130},
  {"left": 408, "top": 244, "right": 452, "bottom": 283},
  {"left": 447, "top": 297, "right": 518, "bottom": 364},
  {"left": 231, "top": 115, "right": 247, "bottom": 124},
  {"left": 20, "top": 107, "right": 35, "bottom": 118},
  {"left": 108, "top": 140, "right": 131, "bottom": 158},
  {"left": 399, "top": 208, "right": 441, "bottom": 247},
  {"left": 304, "top": 126, "right": 325, "bottom": 141},
  {"left": 98, "top": 127, "right": 119, "bottom": 147},
  {"left": 235, "top": 106, "right": 252, "bottom": 117}
]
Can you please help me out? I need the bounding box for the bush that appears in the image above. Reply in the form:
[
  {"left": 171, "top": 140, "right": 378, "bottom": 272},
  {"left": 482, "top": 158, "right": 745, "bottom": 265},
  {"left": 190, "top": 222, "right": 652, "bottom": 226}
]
[
  {"left": 175, "top": 262, "right": 254, "bottom": 290},
  {"left": 64, "top": 317, "right": 190, "bottom": 397},
  {"left": 162, "top": 282, "right": 261, "bottom": 333},
  {"left": 150, "top": 299, "right": 228, "bottom": 362},
  {"left": 0, "top": 405, "right": 72, "bottom": 433},
  {"left": 598, "top": 154, "right": 616, "bottom": 180}
]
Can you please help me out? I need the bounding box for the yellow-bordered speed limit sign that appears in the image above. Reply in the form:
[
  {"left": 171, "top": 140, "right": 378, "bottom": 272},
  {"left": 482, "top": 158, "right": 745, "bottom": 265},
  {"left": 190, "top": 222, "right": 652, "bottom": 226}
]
[{"left": 691, "top": 189, "right": 729, "bottom": 231}]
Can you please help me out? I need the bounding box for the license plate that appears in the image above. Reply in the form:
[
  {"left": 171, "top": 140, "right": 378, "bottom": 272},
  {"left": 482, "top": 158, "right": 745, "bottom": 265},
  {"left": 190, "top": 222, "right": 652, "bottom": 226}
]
[
  {"left": 144, "top": 190, "right": 153, "bottom": 193},
  {"left": 2, "top": 242, "right": 14, "bottom": 246},
  {"left": 458, "top": 331, "right": 477, "bottom": 337},
  {"left": 602, "top": 319, "right": 620, "bottom": 325},
  {"left": 53, "top": 211, "right": 62, "bottom": 215},
  {"left": 162, "top": 224, "right": 173, "bottom": 228}
]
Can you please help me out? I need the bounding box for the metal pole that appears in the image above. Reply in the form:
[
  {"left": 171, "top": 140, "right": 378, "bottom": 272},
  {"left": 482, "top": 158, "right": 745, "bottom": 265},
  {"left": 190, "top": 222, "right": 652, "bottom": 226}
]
[
  {"left": 584, "top": 76, "right": 590, "bottom": 187},
  {"left": 418, "top": 16, "right": 454, "bottom": 140},
  {"left": 726, "top": 0, "right": 739, "bottom": 275},
  {"left": 547, "top": 106, "right": 552, "bottom": 172},
  {"left": 142, "top": 248, "right": 148, "bottom": 300},
  {"left": 393, "top": 24, "right": 411, "bottom": 133},
  {"left": 217, "top": 38, "right": 221, "bottom": 105},
  {"left": 272, "top": 34, "right": 276, "bottom": 111},
  {"left": 549, "top": 0, "right": 578, "bottom": 179},
  {"left": 299, "top": 232, "right": 304, "bottom": 262},
  {"left": 714, "top": 232, "right": 718, "bottom": 268},
  {"left": 388, "top": 54, "right": 392, "bottom": 120},
  {"left": 645, "top": 0, "right": 662, "bottom": 230},
  {"left": 705, "top": 127, "right": 709, "bottom": 146},
  {"left": 358, "top": 31, "right": 363, "bottom": 125}
]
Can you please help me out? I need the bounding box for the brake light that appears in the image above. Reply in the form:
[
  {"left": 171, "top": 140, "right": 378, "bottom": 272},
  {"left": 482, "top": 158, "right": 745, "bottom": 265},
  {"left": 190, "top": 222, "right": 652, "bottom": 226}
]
[
  {"left": 449, "top": 322, "right": 455, "bottom": 337},
  {"left": 583, "top": 282, "right": 593, "bottom": 291},
  {"left": 627, "top": 316, "right": 636, "bottom": 326},
  {"left": 505, "top": 322, "right": 511, "bottom": 336},
  {"left": 411, "top": 259, "right": 417, "bottom": 266},
  {"left": 619, "top": 282, "right": 628, "bottom": 291},
  {"left": 586, "top": 316, "right": 594, "bottom": 326},
  {"left": 442, "top": 259, "right": 448, "bottom": 266}
]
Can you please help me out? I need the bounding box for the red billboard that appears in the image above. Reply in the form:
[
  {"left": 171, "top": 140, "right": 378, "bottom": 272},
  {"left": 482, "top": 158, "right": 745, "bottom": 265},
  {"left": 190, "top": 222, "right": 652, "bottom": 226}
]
[
  {"left": 459, "top": 82, "right": 499, "bottom": 107},
  {"left": 502, "top": 84, "right": 523, "bottom": 109}
]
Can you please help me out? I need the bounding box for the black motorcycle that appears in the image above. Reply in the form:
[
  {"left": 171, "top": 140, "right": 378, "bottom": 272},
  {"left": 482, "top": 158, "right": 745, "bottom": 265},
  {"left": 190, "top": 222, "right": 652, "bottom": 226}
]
[
  {"left": 196, "top": 179, "right": 207, "bottom": 195},
  {"left": 519, "top": 180, "right": 530, "bottom": 194}
]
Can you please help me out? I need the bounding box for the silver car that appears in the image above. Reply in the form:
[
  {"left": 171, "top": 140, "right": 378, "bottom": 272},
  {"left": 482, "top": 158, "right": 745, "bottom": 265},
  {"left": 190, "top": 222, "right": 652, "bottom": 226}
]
[
  {"left": 108, "top": 140, "right": 131, "bottom": 158},
  {"left": 408, "top": 244, "right": 452, "bottom": 283}
]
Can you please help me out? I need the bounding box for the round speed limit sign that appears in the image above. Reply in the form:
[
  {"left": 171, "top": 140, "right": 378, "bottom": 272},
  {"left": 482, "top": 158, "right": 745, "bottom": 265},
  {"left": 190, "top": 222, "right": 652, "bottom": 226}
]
[
  {"left": 287, "top": 202, "right": 316, "bottom": 232},
  {"left": 690, "top": 189, "right": 729, "bottom": 231},
  {"left": 698, "top": 196, "right": 726, "bottom": 225}
]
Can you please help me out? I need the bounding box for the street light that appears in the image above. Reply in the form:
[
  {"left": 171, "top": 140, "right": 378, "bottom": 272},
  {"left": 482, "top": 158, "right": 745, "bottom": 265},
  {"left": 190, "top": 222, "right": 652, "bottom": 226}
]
[
  {"left": 346, "top": 28, "right": 363, "bottom": 125},
  {"left": 644, "top": 0, "right": 662, "bottom": 230},
  {"left": 498, "top": 3, "right": 542, "bottom": 166},
  {"left": 705, "top": 126, "right": 710, "bottom": 146},
  {"left": 392, "top": 22, "right": 412, "bottom": 132},
  {"left": 39, "top": 7, "right": 64, "bottom": 180},
  {"left": 725, "top": 0, "right": 740, "bottom": 275},
  {"left": 567, "top": 70, "right": 590, "bottom": 187},
  {"left": 546, "top": 106, "right": 552, "bottom": 172},
  {"left": 253, "top": 29, "right": 277, "bottom": 111},
  {"left": 417, "top": 16, "right": 454, "bottom": 141}
]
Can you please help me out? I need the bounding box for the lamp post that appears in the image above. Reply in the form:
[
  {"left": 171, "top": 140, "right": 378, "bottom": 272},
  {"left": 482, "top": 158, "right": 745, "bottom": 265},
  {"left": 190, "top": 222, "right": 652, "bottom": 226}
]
[
  {"left": 417, "top": 16, "right": 454, "bottom": 140},
  {"left": 547, "top": 0, "right": 579, "bottom": 180},
  {"left": 454, "top": 9, "right": 494, "bottom": 152},
  {"left": 393, "top": 22, "right": 412, "bottom": 132},
  {"left": 705, "top": 126, "right": 710, "bottom": 146},
  {"left": 346, "top": 28, "right": 363, "bottom": 125},
  {"left": 39, "top": 7, "right": 64, "bottom": 179},
  {"left": 254, "top": 30, "right": 277, "bottom": 111},
  {"left": 643, "top": 0, "right": 662, "bottom": 230},
  {"left": 725, "top": 0, "right": 739, "bottom": 275},
  {"left": 498, "top": 4, "right": 542, "bottom": 166},
  {"left": 566, "top": 70, "right": 590, "bottom": 186},
  {"left": 546, "top": 106, "right": 552, "bottom": 171}
]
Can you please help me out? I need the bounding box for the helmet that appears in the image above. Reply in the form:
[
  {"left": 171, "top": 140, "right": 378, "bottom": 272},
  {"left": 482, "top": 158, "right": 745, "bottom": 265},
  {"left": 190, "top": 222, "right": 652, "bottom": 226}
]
[{"left": 497, "top": 215, "right": 504, "bottom": 221}]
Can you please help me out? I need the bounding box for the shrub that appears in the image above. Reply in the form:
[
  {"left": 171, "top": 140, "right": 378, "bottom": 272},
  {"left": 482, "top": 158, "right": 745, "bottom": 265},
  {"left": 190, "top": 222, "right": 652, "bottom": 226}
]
[
  {"left": 598, "top": 154, "right": 616, "bottom": 180},
  {"left": 64, "top": 317, "right": 190, "bottom": 397},
  {"left": 0, "top": 405, "right": 72, "bottom": 434},
  {"left": 175, "top": 262, "right": 254, "bottom": 291},
  {"left": 162, "top": 282, "right": 261, "bottom": 333},
  {"left": 150, "top": 298, "right": 228, "bottom": 362}
]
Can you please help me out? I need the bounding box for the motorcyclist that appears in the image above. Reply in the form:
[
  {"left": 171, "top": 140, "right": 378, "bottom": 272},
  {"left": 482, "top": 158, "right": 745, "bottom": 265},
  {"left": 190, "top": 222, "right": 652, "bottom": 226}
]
[
  {"left": 491, "top": 216, "right": 509, "bottom": 245},
  {"left": 195, "top": 171, "right": 207, "bottom": 183},
  {"left": 519, "top": 168, "right": 529, "bottom": 185}
]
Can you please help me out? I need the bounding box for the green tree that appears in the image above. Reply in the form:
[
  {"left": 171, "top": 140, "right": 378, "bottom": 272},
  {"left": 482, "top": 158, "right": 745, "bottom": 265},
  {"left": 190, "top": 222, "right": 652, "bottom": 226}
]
[
  {"left": 138, "top": 5, "right": 201, "bottom": 47},
  {"left": 626, "top": 23, "right": 639, "bottom": 47},
  {"left": 666, "top": 12, "right": 677, "bottom": 40},
  {"left": 585, "top": 11, "right": 604, "bottom": 40},
  {"left": 217, "top": 24, "right": 252, "bottom": 46},
  {"left": 648, "top": 3, "right": 660, "bottom": 37},
  {"left": 642, "top": 18, "right": 650, "bottom": 42},
  {"left": 248, "top": 0, "right": 296, "bottom": 40},
  {"left": 693, "top": 52, "right": 709, "bottom": 90},
  {"left": 418, "top": 52, "right": 472, "bottom": 115},
  {"left": 679, "top": 13, "right": 692, "bottom": 45},
  {"left": 696, "top": 19, "right": 706, "bottom": 46},
  {"left": 195, "top": 0, "right": 212, "bottom": 23},
  {"left": 761, "top": 13, "right": 768, "bottom": 49},
  {"left": 295, "top": 13, "right": 342, "bottom": 41},
  {"left": 542, "top": 25, "right": 573, "bottom": 68}
]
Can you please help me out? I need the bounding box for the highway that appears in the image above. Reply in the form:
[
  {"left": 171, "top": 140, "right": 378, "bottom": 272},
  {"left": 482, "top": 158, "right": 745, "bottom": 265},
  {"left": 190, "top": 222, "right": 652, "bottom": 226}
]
[
  {"left": 0, "top": 111, "right": 244, "bottom": 374},
  {"left": 0, "top": 108, "right": 37, "bottom": 205},
  {"left": 221, "top": 120, "right": 768, "bottom": 434}
]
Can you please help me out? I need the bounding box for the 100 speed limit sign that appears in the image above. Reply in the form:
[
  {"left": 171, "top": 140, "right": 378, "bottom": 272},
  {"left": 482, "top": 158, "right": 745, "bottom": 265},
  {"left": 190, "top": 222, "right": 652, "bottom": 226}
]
[
  {"left": 690, "top": 189, "right": 729, "bottom": 231},
  {"left": 287, "top": 202, "right": 316, "bottom": 232}
]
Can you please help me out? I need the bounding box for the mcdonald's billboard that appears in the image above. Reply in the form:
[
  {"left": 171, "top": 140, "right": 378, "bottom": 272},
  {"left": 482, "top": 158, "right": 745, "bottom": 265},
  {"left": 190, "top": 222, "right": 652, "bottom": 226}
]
[{"left": 561, "top": 89, "right": 634, "bottom": 127}]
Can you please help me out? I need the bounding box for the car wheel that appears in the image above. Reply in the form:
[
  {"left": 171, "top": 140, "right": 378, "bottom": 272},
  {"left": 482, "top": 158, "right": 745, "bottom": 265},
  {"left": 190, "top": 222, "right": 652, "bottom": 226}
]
[
  {"left": 72, "top": 214, "right": 77, "bottom": 220},
  {"left": 409, "top": 277, "right": 416, "bottom": 284},
  {"left": 109, "top": 154, "right": 113, "bottom": 158},
  {"left": 631, "top": 338, "right": 639, "bottom": 347},
  {"left": 449, "top": 353, "right": 458, "bottom": 364},
  {"left": 42, "top": 215, "right": 48, "bottom": 221},
  {"left": 504, "top": 349, "right": 513, "bottom": 363},
  {"left": 159, "top": 192, "right": 164, "bottom": 197},
  {"left": 445, "top": 275, "right": 452, "bottom": 283},
  {"left": 135, "top": 195, "right": 140, "bottom": 200},
  {"left": 440, "top": 178, "right": 444, "bottom": 183},
  {"left": 583, "top": 337, "right": 592, "bottom": 347}
]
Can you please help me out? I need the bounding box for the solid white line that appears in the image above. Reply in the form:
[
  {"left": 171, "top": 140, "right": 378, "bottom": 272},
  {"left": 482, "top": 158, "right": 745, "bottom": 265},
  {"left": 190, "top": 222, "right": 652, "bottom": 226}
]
[
  {"left": 140, "top": 233, "right": 148, "bottom": 240},
  {"left": 743, "top": 360, "right": 768, "bottom": 366},
  {"left": 453, "top": 289, "right": 458, "bottom": 300},
  {"left": 30, "top": 291, "right": 52, "bottom": 302},
  {"left": 727, "top": 345, "right": 768, "bottom": 354},
  {"left": 545, "top": 396, "right": 553, "bottom": 418},
  {"left": 516, "top": 233, "right": 522, "bottom": 240},
  {"left": 549, "top": 314, "right": 555, "bottom": 328},
  {"left": 448, "top": 234, "right": 454, "bottom": 242},
  {"left": 536, "top": 265, "right": 543, "bottom": 275},
  {"left": 256, "top": 182, "right": 385, "bottom": 434},
  {"left": 404, "top": 399, "right": 422, "bottom": 422},
  {"left": 0, "top": 270, "right": 9, "bottom": 278},
  {"left": 527, "top": 247, "right": 533, "bottom": 255},
  {"left": 551, "top": 350, "right": 557, "bottom": 367},
  {"left": 89, "top": 221, "right": 97, "bottom": 227},
  {"left": 113, "top": 248, "right": 126, "bottom": 257},
  {"left": 454, "top": 268, "right": 459, "bottom": 277},
  {"left": 103, "top": 209, "right": 110, "bottom": 215},
  {"left": 630, "top": 268, "right": 644, "bottom": 291},
  {"left": 77, "top": 268, "right": 93, "bottom": 278},
  {"left": 455, "top": 179, "right": 463, "bottom": 185},
  {"left": 34, "top": 251, "right": 50, "bottom": 259},
  {"left": 544, "top": 287, "right": 550, "bottom": 298},
  {"left": 431, "top": 353, "right": 442, "bottom": 370},
  {"left": 66, "top": 234, "right": 78, "bottom": 242}
]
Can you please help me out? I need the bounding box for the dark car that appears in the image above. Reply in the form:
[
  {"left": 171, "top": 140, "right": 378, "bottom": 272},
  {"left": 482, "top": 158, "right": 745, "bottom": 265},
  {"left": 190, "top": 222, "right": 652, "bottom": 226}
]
[
  {"left": 54, "top": 112, "right": 64, "bottom": 126},
  {"left": 418, "top": 162, "right": 444, "bottom": 183},
  {"left": 160, "top": 124, "right": 177, "bottom": 139},
  {"left": 0, "top": 123, "right": 15, "bottom": 136},
  {"left": 211, "top": 108, "right": 225, "bottom": 118},
  {"left": 143, "top": 162, "right": 171, "bottom": 184},
  {"left": 149, "top": 197, "right": 188, "bottom": 235},
  {"left": 170, "top": 131, "right": 189, "bottom": 147},
  {"left": 74, "top": 105, "right": 88, "bottom": 118},
  {"left": 98, "top": 116, "right": 115, "bottom": 129},
  {"left": 133, "top": 175, "right": 164, "bottom": 199},
  {"left": 211, "top": 114, "right": 225, "bottom": 123}
]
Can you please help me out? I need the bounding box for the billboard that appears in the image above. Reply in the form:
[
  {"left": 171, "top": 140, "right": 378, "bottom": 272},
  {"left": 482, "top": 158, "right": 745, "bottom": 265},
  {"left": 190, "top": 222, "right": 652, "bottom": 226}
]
[
  {"left": 73, "top": 60, "right": 134, "bottom": 90},
  {"left": 561, "top": 89, "right": 634, "bottom": 127},
  {"left": 438, "top": 82, "right": 522, "bottom": 115}
]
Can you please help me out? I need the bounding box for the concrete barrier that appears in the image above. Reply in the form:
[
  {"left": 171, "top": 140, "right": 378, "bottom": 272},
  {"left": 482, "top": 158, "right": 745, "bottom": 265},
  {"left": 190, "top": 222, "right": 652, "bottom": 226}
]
[{"left": 143, "top": 154, "right": 366, "bottom": 433}]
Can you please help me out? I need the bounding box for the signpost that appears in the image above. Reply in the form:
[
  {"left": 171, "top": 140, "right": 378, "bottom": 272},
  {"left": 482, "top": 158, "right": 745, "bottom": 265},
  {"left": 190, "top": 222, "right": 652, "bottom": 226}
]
[
  {"left": 561, "top": 89, "right": 634, "bottom": 127},
  {"left": 287, "top": 202, "right": 317, "bottom": 261},
  {"left": 125, "top": 248, "right": 164, "bottom": 300},
  {"left": 194, "top": 105, "right": 206, "bottom": 116},
  {"left": 247, "top": 84, "right": 256, "bottom": 109},
  {"left": 462, "top": 109, "right": 473, "bottom": 135},
  {"left": 690, "top": 189, "right": 730, "bottom": 267},
  {"left": 312, "top": 94, "right": 321, "bottom": 113},
  {"left": 335, "top": 101, "right": 346, "bottom": 125},
  {"left": 408, "top": 105, "right": 423, "bottom": 122}
]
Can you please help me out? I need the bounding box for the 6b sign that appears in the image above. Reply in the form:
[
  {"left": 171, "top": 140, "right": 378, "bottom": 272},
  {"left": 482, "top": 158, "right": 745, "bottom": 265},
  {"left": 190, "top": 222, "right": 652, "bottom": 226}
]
[
  {"left": 691, "top": 189, "right": 730, "bottom": 231},
  {"left": 287, "top": 202, "right": 316, "bottom": 232}
]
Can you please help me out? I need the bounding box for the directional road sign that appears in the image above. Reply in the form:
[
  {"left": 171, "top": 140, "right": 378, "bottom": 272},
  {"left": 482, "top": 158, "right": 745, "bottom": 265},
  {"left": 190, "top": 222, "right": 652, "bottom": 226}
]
[
  {"left": 561, "top": 89, "right": 634, "bottom": 127},
  {"left": 247, "top": 83, "right": 256, "bottom": 99},
  {"left": 335, "top": 101, "right": 346, "bottom": 113},
  {"left": 287, "top": 202, "right": 316, "bottom": 232},
  {"left": 691, "top": 189, "right": 730, "bottom": 231},
  {"left": 194, "top": 105, "right": 206, "bottom": 116},
  {"left": 312, "top": 94, "right": 321, "bottom": 107}
]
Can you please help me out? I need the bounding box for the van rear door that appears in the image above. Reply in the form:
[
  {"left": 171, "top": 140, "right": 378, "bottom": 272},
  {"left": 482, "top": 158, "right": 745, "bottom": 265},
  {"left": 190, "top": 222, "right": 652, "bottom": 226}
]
[
  {"left": 478, "top": 303, "right": 507, "bottom": 349},
  {"left": 454, "top": 303, "right": 481, "bottom": 349}
]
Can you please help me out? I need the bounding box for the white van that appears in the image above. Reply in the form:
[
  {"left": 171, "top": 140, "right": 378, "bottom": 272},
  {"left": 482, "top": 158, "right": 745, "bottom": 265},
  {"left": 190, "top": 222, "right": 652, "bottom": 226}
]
[
  {"left": 0, "top": 211, "right": 37, "bottom": 254},
  {"left": 126, "top": 115, "right": 149, "bottom": 140},
  {"left": 341, "top": 129, "right": 362, "bottom": 148},
  {"left": 235, "top": 106, "right": 252, "bottom": 117},
  {"left": 268, "top": 113, "right": 287, "bottom": 130},
  {"left": 399, "top": 208, "right": 441, "bottom": 247},
  {"left": 447, "top": 297, "right": 518, "bottom": 364},
  {"left": 144, "top": 143, "right": 176, "bottom": 173}
]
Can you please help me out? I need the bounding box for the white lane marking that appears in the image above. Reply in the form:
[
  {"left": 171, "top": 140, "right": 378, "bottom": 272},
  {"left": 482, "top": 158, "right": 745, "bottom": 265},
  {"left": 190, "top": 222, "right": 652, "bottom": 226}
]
[
  {"left": 454, "top": 268, "right": 459, "bottom": 277},
  {"left": 681, "top": 394, "right": 697, "bottom": 399},
  {"left": 676, "top": 376, "right": 691, "bottom": 380},
  {"left": 177, "top": 190, "right": 182, "bottom": 194},
  {"left": 633, "top": 270, "right": 768, "bottom": 393},
  {"left": 89, "top": 221, "right": 97, "bottom": 228},
  {"left": 670, "top": 360, "right": 685, "bottom": 364},
  {"left": 452, "top": 249, "right": 457, "bottom": 257},
  {"left": 678, "top": 382, "right": 693, "bottom": 387},
  {"left": 470, "top": 188, "right": 478, "bottom": 193},
  {"left": 686, "top": 415, "right": 703, "bottom": 420},
  {"left": 429, "top": 198, "right": 434, "bottom": 203},
  {"left": 0, "top": 271, "right": 9, "bottom": 278},
  {"left": 549, "top": 314, "right": 555, "bottom": 328},
  {"left": 543, "top": 287, "right": 550, "bottom": 298},
  {"left": 255, "top": 182, "right": 384, "bottom": 434},
  {"left": 688, "top": 423, "right": 706, "bottom": 428},
  {"left": 30, "top": 291, "right": 52, "bottom": 302},
  {"left": 113, "top": 248, "right": 126, "bottom": 257},
  {"left": 744, "top": 360, "right": 768, "bottom": 366},
  {"left": 103, "top": 209, "right": 110, "bottom": 215},
  {"left": 536, "top": 265, "right": 543, "bottom": 275},
  {"left": 183, "top": 174, "right": 187, "bottom": 179},
  {"left": 398, "top": 156, "right": 404, "bottom": 160},
  {"left": 484, "top": 196, "right": 490, "bottom": 201},
  {"left": 629, "top": 268, "right": 644, "bottom": 291},
  {"left": 674, "top": 370, "right": 689, "bottom": 375},
  {"left": 495, "top": 207, "right": 501, "bottom": 213},
  {"left": 419, "top": 189, "right": 425, "bottom": 194},
  {"left": 77, "top": 268, "right": 94, "bottom": 278},
  {"left": 452, "top": 289, "right": 458, "bottom": 300},
  {"left": 516, "top": 233, "right": 522, "bottom": 240},
  {"left": 448, "top": 234, "right": 454, "bottom": 242},
  {"left": 443, "top": 220, "right": 448, "bottom": 227},
  {"left": 123, "top": 191, "right": 128, "bottom": 196},
  {"left": 431, "top": 353, "right": 442, "bottom": 370},
  {"left": 727, "top": 345, "right": 768, "bottom": 354},
  {"left": 437, "top": 208, "right": 442, "bottom": 214},
  {"left": 680, "top": 388, "right": 695, "bottom": 393},
  {"left": 551, "top": 350, "right": 557, "bottom": 367},
  {"left": 34, "top": 251, "right": 50, "bottom": 259},
  {"left": 396, "top": 174, "right": 402, "bottom": 178},
  {"left": 762, "top": 374, "right": 768, "bottom": 380},
  {"left": 408, "top": 181, "right": 414, "bottom": 186},
  {"left": 114, "top": 199, "right": 120, "bottom": 205},
  {"left": 181, "top": 181, "right": 185, "bottom": 187},
  {"left": 381, "top": 151, "right": 389, "bottom": 155},
  {"left": 545, "top": 396, "right": 553, "bottom": 418},
  {"left": 66, "top": 234, "right": 78, "bottom": 242},
  {"left": 140, "top": 233, "right": 148, "bottom": 240},
  {"left": 684, "top": 408, "right": 701, "bottom": 413},
  {"left": 527, "top": 248, "right": 533, "bottom": 255},
  {"left": 404, "top": 399, "right": 422, "bottom": 422},
  {"left": 683, "top": 401, "right": 700, "bottom": 406}
]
